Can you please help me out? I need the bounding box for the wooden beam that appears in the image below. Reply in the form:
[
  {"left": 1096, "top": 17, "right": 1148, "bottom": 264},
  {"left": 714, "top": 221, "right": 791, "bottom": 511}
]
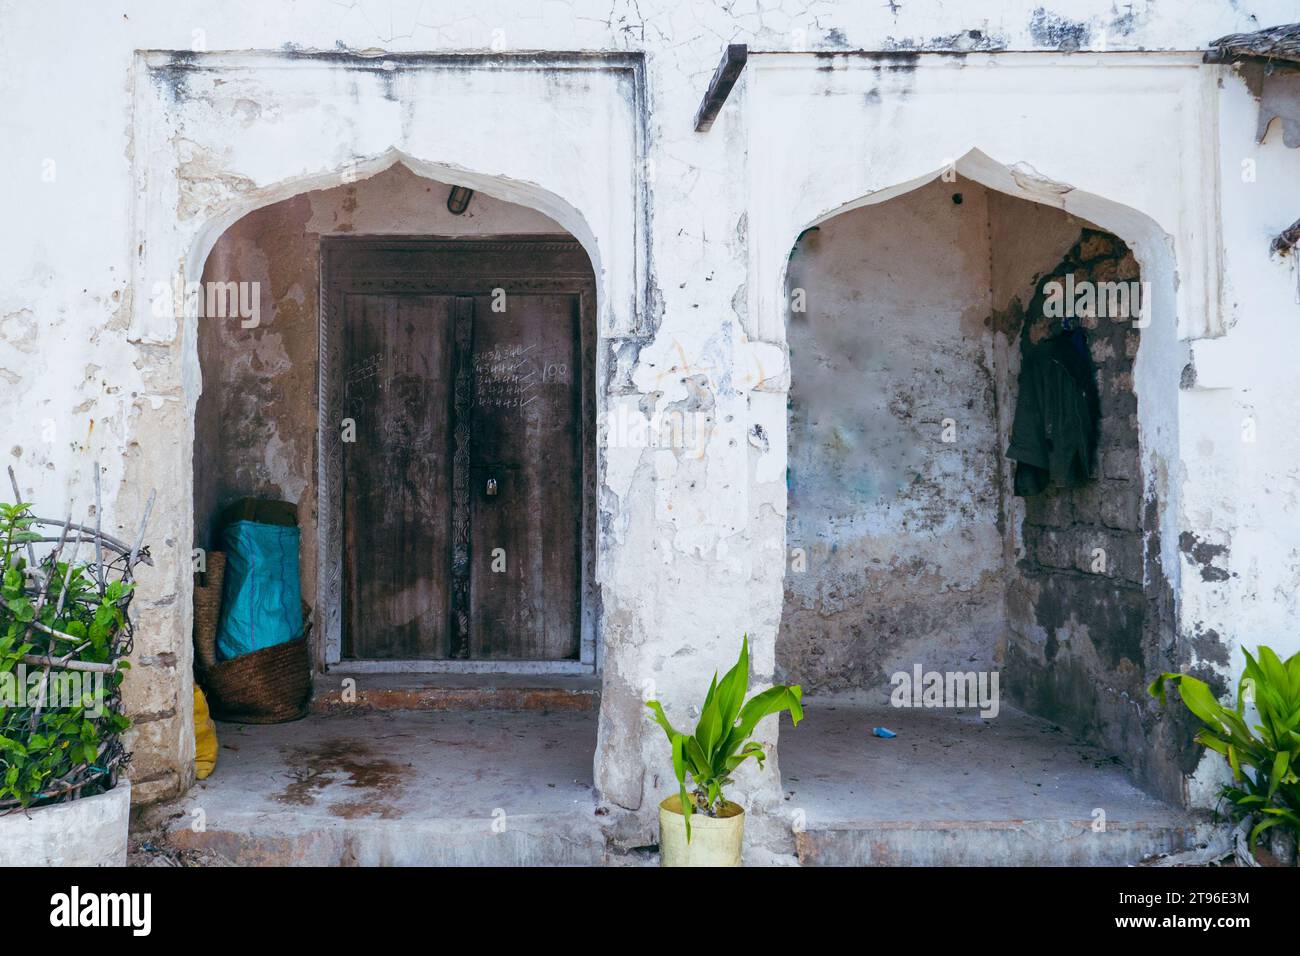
[{"left": 694, "top": 44, "right": 748, "bottom": 132}]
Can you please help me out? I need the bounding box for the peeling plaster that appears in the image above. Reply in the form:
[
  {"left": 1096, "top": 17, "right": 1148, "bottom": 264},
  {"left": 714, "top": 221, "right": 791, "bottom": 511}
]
[{"left": 2, "top": 3, "right": 1297, "bottom": 826}]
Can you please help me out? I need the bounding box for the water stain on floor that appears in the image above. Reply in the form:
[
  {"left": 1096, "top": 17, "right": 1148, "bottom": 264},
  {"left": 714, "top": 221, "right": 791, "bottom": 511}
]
[{"left": 274, "top": 738, "right": 409, "bottom": 819}]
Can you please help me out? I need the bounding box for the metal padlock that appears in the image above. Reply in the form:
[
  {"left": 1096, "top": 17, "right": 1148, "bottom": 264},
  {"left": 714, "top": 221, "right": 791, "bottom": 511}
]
[{"left": 486, "top": 477, "right": 498, "bottom": 497}]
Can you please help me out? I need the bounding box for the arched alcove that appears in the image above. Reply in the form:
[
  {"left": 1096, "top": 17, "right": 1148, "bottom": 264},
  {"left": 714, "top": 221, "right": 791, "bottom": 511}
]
[
  {"left": 181, "top": 160, "right": 608, "bottom": 861},
  {"left": 119, "top": 50, "right": 646, "bottom": 823},
  {"left": 773, "top": 158, "right": 1192, "bottom": 863}
]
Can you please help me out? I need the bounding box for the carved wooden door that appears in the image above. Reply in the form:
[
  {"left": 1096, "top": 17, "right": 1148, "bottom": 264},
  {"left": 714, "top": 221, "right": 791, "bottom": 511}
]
[
  {"left": 340, "top": 293, "right": 455, "bottom": 659},
  {"left": 466, "top": 293, "right": 581, "bottom": 659},
  {"left": 325, "top": 238, "right": 588, "bottom": 662}
]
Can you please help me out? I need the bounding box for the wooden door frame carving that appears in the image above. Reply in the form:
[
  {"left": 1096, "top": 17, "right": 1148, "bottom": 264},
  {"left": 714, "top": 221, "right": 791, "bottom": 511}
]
[{"left": 318, "top": 236, "right": 599, "bottom": 673}]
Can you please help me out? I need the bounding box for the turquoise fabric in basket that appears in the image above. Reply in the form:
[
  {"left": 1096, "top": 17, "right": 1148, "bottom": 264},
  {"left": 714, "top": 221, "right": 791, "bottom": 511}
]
[{"left": 216, "top": 519, "right": 303, "bottom": 661}]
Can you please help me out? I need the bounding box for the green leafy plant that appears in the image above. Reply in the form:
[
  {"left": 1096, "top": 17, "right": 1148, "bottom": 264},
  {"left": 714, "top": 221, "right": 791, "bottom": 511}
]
[
  {"left": 1149, "top": 645, "right": 1300, "bottom": 850},
  {"left": 0, "top": 498, "right": 141, "bottom": 810},
  {"left": 646, "top": 636, "right": 803, "bottom": 840}
]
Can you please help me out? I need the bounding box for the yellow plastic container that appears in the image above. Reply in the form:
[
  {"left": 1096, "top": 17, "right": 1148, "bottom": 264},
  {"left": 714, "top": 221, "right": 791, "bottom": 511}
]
[{"left": 658, "top": 794, "right": 745, "bottom": 867}]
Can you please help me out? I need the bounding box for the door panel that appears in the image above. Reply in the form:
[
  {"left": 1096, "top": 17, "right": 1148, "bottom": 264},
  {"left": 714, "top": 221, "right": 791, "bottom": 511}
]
[
  {"left": 342, "top": 293, "right": 454, "bottom": 659},
  {"left": 468, "top": 294, "right": 582, "bottom": 660},
  {"left": 325, "top": 237, "right": 591, "bottom": 664}
]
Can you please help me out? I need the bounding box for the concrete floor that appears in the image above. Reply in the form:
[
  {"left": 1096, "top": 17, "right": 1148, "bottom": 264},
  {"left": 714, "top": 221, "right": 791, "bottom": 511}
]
[
  {"left": 138, "top": 694, "right": 1210, "bottom": 866},
  {"left": 782, "top": 694, "right": 1209, "bottom": 865},
  {"left": 144, "top": 709, "right": 608, "bottom": 865}
]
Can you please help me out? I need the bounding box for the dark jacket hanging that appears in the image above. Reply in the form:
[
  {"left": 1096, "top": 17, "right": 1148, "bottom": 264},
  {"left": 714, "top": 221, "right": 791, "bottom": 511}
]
[{"left": 1006, "top": 331, "right": 1100, "bottom": 496}]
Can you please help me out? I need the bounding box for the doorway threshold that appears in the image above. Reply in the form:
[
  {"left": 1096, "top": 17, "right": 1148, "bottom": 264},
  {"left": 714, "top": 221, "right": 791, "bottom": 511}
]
[
  {"left": 312, "top": 669, "right": 600, "bottom": 714},
  {"left": 328, "top": 659, "right": 593, "bottom": 675}
]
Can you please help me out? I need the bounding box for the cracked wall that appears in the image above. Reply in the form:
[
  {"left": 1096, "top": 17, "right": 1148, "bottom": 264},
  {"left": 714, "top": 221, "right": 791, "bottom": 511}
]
[
  {"left": 777, "top": 176, "right": 1209, "bottom": 805},
  {"left": 779, "top": 179, "right": 1005, "bottom": 691},
  {"left": 994, "top": 216, "right": 1201, "bottom": 804},
  {"left": 1, "top": 2, "right": 1298, "bottom": 827}
]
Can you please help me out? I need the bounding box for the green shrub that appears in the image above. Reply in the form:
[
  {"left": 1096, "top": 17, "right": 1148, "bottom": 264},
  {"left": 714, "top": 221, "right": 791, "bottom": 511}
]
[
  {"left": 0, "top": 500, "right": 137, "bottom": 809},
  {"left": 1150, "top": 645, "right": 1300, "bottom": 848}
]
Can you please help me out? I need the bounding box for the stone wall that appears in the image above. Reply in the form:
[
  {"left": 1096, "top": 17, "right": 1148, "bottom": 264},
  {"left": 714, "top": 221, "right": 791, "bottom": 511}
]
[
  {"left": 1000, "top": 230, "right": 1198, "bottom": 802},
  {"left": 778, "top": 183, "right": 1107, "bottom": 697}
]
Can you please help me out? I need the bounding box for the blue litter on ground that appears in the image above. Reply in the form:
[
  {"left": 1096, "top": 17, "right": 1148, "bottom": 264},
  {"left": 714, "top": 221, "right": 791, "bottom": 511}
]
[{"left": 872, "top": 727, "right": 897, "bottom": 739}]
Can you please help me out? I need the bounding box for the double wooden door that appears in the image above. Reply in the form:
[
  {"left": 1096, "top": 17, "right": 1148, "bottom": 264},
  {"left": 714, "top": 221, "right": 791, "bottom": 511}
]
[{"left": 321, "top": 238, "right": 593, "bottom": 661}]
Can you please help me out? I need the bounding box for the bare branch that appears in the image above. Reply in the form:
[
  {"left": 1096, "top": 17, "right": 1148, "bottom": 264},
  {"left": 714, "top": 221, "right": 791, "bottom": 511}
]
[
  {"left": 125, "top": 489, "right": 156, "bottom": 582},
  {"left": 7, "top": 465, "right": 37, "bottom": 569},
  {"left": 93, "top": 465, "right": 105, "bottom": 595},
  {"left": 20, "top": 654, "right": 115, "bottom": 674}
]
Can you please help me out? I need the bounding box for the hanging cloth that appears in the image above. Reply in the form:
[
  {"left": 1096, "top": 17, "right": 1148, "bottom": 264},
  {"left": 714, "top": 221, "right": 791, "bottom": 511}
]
[{"left": 1006, "top": 331, "right": 1100, "bottom": 496}]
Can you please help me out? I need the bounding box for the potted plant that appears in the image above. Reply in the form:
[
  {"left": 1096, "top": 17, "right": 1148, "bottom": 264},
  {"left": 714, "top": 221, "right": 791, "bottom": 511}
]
[
  {"left": 1150, "top": 645, "right": 1299, "bottom": 866},
  {"left": 0, "top": 473, "right": 151, "bottom": 866},
  {"left": 646, "top": 636, "right": 803, "bottom": 866}
]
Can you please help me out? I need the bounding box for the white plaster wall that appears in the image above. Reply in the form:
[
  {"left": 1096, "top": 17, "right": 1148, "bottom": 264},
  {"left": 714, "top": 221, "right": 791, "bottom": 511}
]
[
  {"left": 1186, "top": 75, "right": 1300, "bottom": 664},
  {"left": 0, "top": 1, "right": 1297, "bottom": 825}
]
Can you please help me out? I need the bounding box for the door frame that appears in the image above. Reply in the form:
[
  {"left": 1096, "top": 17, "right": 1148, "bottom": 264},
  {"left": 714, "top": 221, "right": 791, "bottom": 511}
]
[{"left": 317, "top": 235, "right": 599, "bottom": 673}]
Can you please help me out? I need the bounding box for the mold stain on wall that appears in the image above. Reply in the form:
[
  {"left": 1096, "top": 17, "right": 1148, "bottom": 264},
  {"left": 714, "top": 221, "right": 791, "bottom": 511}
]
[
  {"left": 776, "top": 175, "right": 1194, "bottom": 799},
  {"left": 779, "top": 179, "right": 1009, "bottom": 693}
]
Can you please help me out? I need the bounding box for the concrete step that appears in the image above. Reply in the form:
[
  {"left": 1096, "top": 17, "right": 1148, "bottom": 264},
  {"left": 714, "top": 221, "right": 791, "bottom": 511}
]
[
  {"left": 139, "top": 693, "right": 1211, "bottom": 867},
  {"left": 166, "top": 811, "right": 608, "bottom": 866},
  {"left": 781, "top": 694, "right": 1210, "bottom": 867},
  {"left": 146, "top": 710, "right": 609, "bottom": 866},
  {"left": 794, "top": 818, "right": 1211, "bottom": 866},
  {"left": 310, "top": 672, "right": 600, "bottom": 714}
]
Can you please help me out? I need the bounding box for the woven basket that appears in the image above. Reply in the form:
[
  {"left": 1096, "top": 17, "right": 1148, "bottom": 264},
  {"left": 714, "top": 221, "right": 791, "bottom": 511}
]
[
  {"left": 193, "top": 551, "right": 226, "bottom": 670},
  {"left": 199, "top": 629, "right": 312, "bottom": 724}
]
